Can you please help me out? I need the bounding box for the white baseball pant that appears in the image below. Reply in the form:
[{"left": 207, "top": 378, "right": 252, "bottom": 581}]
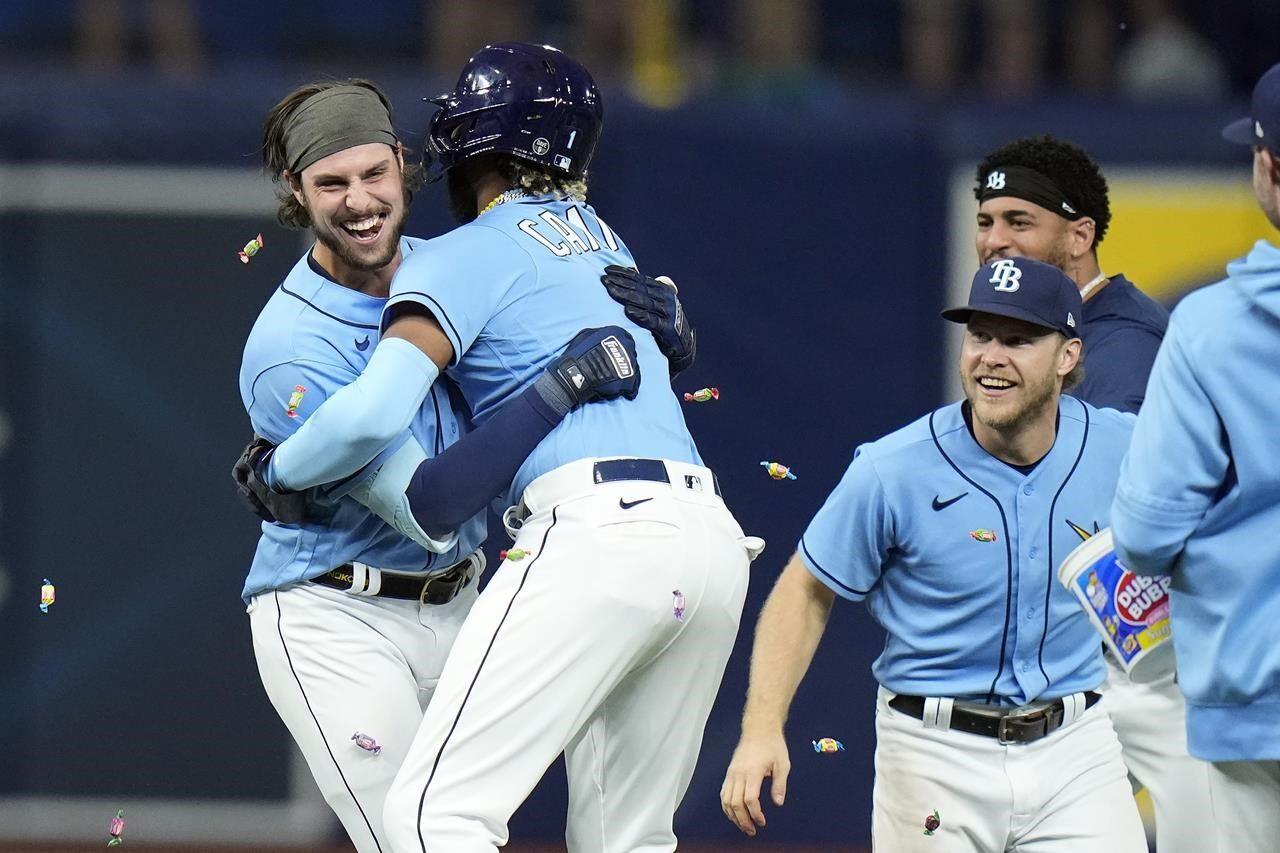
[
  {"left": 1205, "top": 759, "right": 1280, "bottom": 851},
  {"left": 872, "top": 687, "right": 1148, "bottom": 852},
  {"left": 1101, "top": 655, "right": 1215, "bottom": 852},
  {"left": 381, "top": 458, "right": 754, "bottom": 853},
  {"left": 249, "top": 565, "right": 480, "bottom": 853}
]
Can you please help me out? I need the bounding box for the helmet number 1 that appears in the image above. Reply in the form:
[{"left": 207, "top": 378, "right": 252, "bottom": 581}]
[{"left": 567, "top": 130, "right": 577, "bottom": 150}]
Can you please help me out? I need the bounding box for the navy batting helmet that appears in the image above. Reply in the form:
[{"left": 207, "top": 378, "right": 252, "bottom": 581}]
[{"left": 422, "top": 42, "right": 603, "bottom": 184}]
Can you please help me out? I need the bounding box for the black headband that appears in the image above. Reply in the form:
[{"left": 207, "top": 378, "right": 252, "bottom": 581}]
[{"left": 978, "top": 165, "right": 1084, "bottom": 221}]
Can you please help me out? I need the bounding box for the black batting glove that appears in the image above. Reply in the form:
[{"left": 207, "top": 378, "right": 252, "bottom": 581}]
[
  {"left": 232, "top": 436, "right": 308, "bottom": 525},
  {"left": 533, "top": 326, "right": 642, "bottom": 416},
  {"left": 601, "top": 265, "right": 696, "bottom": 379}
]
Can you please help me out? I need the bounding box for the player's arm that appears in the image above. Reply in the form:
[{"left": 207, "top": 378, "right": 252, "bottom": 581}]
[
  {"left": 1076, "top": 327, "right": 1164, "bottom": 412},
  {"left": 722, "top": 448, "right": 891, "bottom": 836},
  {"left": 265, "top": 330, "right": 443, "bottom": 491},
  {"left": 1111, "top": 318, "right": 1228, "bottom": 575},
  {"left": 245, "top": 326, "right": 642, "bottom": 532},
  {"left": 367, "top": 325, "right": 642, "bottom": 538},
  {"left": 721, "top": 554, "right": 834, "bottom": 836}
]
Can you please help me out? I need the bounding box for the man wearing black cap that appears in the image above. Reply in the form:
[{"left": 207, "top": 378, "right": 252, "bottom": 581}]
[
  {"left": 1112, "top": 61, "right": 1280, "bottom": 849},
  {"left": 722, "top": 258, "right": 1145, "bottom": 851},
  {"left": 972, "top": 135, "right": 1210, "bottom": 853}
]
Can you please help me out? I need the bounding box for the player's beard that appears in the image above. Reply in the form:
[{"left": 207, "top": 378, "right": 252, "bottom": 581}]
[
  {"left": 447, "top": 169, "right": 478, "bottom": 224},
  {"left": 963, "top": 365, "right": 1059, "bottom": 433},
  {"left": 309, "top": 189, "right": 408, "bottom": 272}
]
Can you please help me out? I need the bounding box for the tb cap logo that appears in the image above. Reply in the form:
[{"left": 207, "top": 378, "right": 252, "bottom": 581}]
[
  {"left": 989, "top": 259, "right": 1022, "bottom": 293},
  {"left": 985, "top": 171, "right": 1006, "bottom": 190}
]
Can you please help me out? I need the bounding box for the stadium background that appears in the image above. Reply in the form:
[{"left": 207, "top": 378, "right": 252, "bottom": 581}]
[{"left": 0, "top": 2, "right": 1274, "bottom": 850}]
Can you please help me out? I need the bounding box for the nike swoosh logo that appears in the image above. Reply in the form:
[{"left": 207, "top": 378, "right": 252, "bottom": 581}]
[
  {"left": 355, "top": 336, "right": 370, "bottom": 351},
  {"left": 932, "top": 492, "right": 969, "bottom": 511},
  {"left": 619, "top": 497, "right": 653, "bottom": 510}
]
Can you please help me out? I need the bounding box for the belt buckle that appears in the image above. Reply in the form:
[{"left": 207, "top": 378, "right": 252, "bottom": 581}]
[
  {"left": 997, "top": 705, "right": 1051, "bottom": 745},
  {"left": 419, "top": 558, "right": 472, "bottom": 606}
]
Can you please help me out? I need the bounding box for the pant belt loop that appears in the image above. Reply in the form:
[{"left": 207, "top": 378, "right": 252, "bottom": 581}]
[
  {"left": 1061, "top": 692, "right": 1085, "bottom": 726},
  {"left": 349, "top": 562, "right": 368, "bottom": 594},
  {"left": 922, "top": 697, "right": 955, "bottom": 730},
  {"left": 364, "top": 564, "right": 382, "bottom": 597}
]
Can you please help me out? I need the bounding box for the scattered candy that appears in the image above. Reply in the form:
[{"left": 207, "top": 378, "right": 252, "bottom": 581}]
[
  {"left": 40, "top": 579, "right": 55, "bottom": 613},
  {"left": 500, "top": 548, "right": 532, "bottom": 562},
  {"left": 923, "top": 810, "right": 942, "bottom": 836},
  {"left": 812, "top": 737, "right": 845, "bottom": 753},
  {"left": 238, "top": 233, "right": 265, "bottom": 264},
  {"left": 351, "top": 732, "right": 381, "bottom": 755},
  {"left": 760, "top": 461, "right": 797, "bottom": 481},
  {"left": 108, "top": 809, "right": 125, "bottom": 847},
  {"left": 672, "top": 589, "right": 686, "bottom": 621},
  {"left": 682, "top": 387, "right": 719, "bottom": 403},
  {"left": 970, "top": 529, "right": 998, "bottom": 543},
  {"left": 285, "top": 385, "right": 306, "bottom": 419}
]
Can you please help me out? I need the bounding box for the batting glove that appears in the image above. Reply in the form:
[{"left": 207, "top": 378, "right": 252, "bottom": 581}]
[
  {"left": 232, "top": 436, "right": 308, "bottom": 525},
  {"left": 534, "top": 326, "right": 642, "bottom": 417},
  {"left": 601, "top": 265, "right": 696, "bottom": 378}
]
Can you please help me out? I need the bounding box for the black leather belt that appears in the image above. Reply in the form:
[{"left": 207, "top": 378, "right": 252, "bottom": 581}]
[
  {"left": 311, "top": 557, "right": 475, "bottom": 605},
  {"left": 592, "top": 458, "right": 722, "bottom": 496},
  {"left": 889, "top": 692, "right": 1101, "bottom": 744}
]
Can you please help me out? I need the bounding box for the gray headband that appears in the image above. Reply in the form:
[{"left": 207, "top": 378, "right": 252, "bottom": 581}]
[{"left": 283, "top": 85, "right": 398, "bottom": 175}]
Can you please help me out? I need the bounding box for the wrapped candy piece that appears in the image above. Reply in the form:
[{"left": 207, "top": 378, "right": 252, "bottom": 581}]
[
  {"left": 107, "top": 809, "right": 125, "bottom": 847},
  {"left": 760, "top": 461, "right": 797, "bottom": 481},
  {"left": 40, "top": 579, "right": 55, "bottom": 613},
  {"left": 500, "top": 548, "right": 533, "bottom": 562},
  {"left": 238, "top": 233, "right": 265, "bottom": 264},
  {"left": 682, "top": 387, "right": 719, "bottom": 403},
  {"left": 351, "top": 732, "right": 381, "bottom": 755},
  {"left": 672, "top": 589, "right": 686, "bottom": 621},
  {"left": 812, "top": 737, "right": 845, "bottom": 753},
  {"left": 285, "top": 384, "right": 307, "bottom": 419}
]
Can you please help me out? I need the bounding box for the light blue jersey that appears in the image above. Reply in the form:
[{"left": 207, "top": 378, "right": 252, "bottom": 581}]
[
  {"left": 383, "top": 194, "right": 700, "bottom": 500},
  {"left": 238, "top": 239, "right": 485, "bottom": 603},
  {"left": 800, "top": 396, "right": 1136, "bottom": 706}
]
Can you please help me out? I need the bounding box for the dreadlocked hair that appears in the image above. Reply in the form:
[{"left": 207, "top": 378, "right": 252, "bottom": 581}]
[
  {"left": 974, "top": 134, "right": 1111, "bottom": 246},
  {"left": 495, "top": 155, "right": 588, "bottom": 201}
]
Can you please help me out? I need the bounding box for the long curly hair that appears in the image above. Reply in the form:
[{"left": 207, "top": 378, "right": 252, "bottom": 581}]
[{"left": 261, "top": 79, "right": 422, "bottom": 229}]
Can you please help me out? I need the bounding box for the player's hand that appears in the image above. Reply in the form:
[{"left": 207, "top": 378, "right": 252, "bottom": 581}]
[
  {"left": 535, "top": 326, "right": 641, "bottom": 414},
  {"left": 720, "top": 729, "right": 791, "bottom": 837},
  {"left": 600, "top": 265, "right": 696, "bottom": 379},
  {"left": 232, "top": 436, "right": 308, "bottom": 524}
]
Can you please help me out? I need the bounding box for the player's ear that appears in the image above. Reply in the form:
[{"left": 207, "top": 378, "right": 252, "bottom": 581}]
[
  {"left": 1068, "top": 217, "right": 1096, "bottom": 258},
  {"left": 394, "top": 142, "right": 407, "bottom": 173},
  {"left": 1058, "top": 337, "right": 1082, "bottom": 378},
  {"left": 284, "top": 170, "right": 305, "bottom": 205}
]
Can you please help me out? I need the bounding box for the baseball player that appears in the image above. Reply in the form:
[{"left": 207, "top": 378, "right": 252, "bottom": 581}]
[
  {"left": 722, "top": 257, "right": 1146, "bottom": 852},
  {"left": 1112, "top": 60, "right": 1280, "bottom": 850},
  {"left": 973, "top": 136, "right": 1212, "bottom": 851},
  {"left": 236, "top": 78, "right": 696, "bottom": 853},
  {"left": 245, "top": 44, "right": 754, "bottom": 853}
]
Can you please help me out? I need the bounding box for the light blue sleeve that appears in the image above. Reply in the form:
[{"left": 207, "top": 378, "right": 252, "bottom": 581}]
[
  {"left": 382, "top": 226, "right": 526, "bottom": 365},
  {"left": 797, "top": 446, "right": 894, "bottom": 601},
  {"left": 1111, "top": 319, "right": 1229, "bottom": 576},
  {"left": 268, "top": 338, "right": 440, "bottom": 491}
]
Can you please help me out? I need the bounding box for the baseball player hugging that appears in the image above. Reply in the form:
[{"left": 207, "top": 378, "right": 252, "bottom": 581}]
[{"left": 723, "top": 257, "right": 1147, "bottom": 852}]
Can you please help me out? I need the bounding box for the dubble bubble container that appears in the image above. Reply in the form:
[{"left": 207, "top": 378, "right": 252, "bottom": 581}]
[{"left": 1057, "top": 527, "right": 1174, "bottom": 683}]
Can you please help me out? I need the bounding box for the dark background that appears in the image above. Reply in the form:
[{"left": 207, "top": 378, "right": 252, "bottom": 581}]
[{"left": 0, "top": 1, "right": 1272, "bottom": 848}]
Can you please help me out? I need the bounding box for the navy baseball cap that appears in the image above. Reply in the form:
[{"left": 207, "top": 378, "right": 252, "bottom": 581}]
[
  {"left": 1223, "top": 62, "right": 1280, "bottom": 154},
  {"left": 942, "top": 257, "right": 1082, "bottom": 339}
]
